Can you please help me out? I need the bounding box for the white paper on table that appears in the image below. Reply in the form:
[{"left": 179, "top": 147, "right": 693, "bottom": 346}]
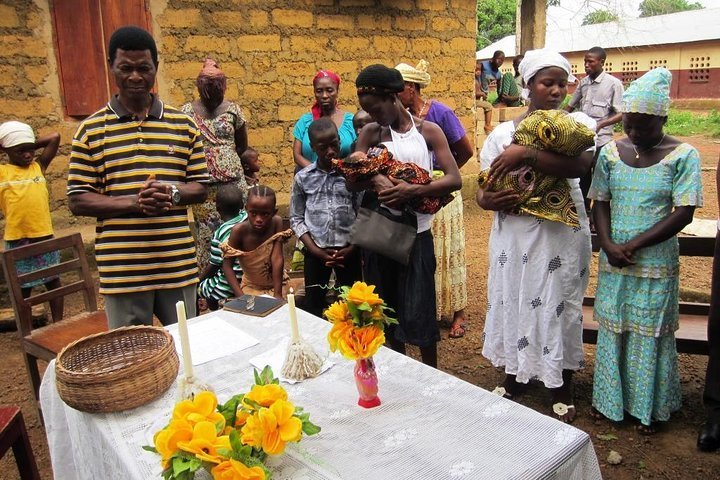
[
  {"left": 249, "top": 341, "right": 334, "bottom": 384},
  {"left": 170, "top": 316, "right": 259, "bottom": 365}
]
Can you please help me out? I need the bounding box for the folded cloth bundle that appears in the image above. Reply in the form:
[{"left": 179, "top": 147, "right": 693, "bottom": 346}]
[
  {"left": 332, "top": 146, "right": 452, "bottom": 214},
  {"left": 477, "top": 110, "right": 596, "bottom": 227}
]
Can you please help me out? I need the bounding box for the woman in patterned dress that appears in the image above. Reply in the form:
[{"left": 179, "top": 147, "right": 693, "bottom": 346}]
[
  {"left": 182, "top": 59, "right": 249, "bottom": 270},
  {"left": 477, "top": 49, "right": 595, "bottom": 423},
  {"left": 589, "top": 68, "right": 703, "bottom": 434}
]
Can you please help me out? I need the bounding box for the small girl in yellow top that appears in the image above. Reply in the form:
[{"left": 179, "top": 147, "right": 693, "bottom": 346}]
[{"left": 0, "top": 121, "right": 63, "bottom": 320}]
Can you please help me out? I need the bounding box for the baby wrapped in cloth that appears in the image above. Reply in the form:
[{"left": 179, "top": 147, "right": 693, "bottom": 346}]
[
  {"left": 332, "top": 146, "right": 452, "bottom": 214},
  {"left": 477, "top": 110, "right": 595, "bottom": 227}
]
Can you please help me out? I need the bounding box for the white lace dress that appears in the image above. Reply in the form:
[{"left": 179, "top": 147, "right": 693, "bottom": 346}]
[{"left": 479, "top": 115, "right": 593, "bottom": 388}]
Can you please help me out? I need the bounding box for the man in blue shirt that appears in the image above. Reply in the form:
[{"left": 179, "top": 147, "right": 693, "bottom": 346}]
[{"left": 475, "top": 50, "right": 505, "bottom": 134}]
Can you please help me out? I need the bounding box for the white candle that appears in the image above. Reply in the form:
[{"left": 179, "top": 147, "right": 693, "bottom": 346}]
[
  {"left": 287, "top": 290, "right": 300, "bottom": 342},
  {"left": 176, "top": 301, "right": 194, "bottom": 379}
]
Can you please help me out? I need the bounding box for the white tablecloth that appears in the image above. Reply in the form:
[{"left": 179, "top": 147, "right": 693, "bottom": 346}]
[{"left": 40, "top": 306, "right": 603, "bottom": 480}]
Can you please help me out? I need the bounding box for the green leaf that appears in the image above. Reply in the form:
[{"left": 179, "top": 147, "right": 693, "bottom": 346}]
[
  {"left": 596, "top": 433, "right": 618, "bottom": 441},
  {"left": 254, "top": 368, "right": 261, "bottom": 385},
  {"left": 217, "top": 447, "right": 234, "bottom": 458},
  {"left": 218, "top": 394, "right": 243, "bottom": 428},
  {"left": 356, "top": 301, "right": 372, "bottom": 312},
  {"left": 141, "top": 445, "right": 158, "bottom": 453},
  {"left": 171, "top": 456, "right": 193, "bottom": 475},
  {"left": 638, "top": 460, "right": 646, "bottom": 470},
  {"left": 346, "top": 301, "right": 361, "bottom": 321},
  {"left": 582, "top": 9, "right": 620, "bottom": 25},
  {"left": 302, "top": 419, "right": 322, "bottom": 436},
  {"left": 256, "top": 365, "right": 277, "bottom": 385},
  {"left": 243, "top": 397, "right": 263, "bottom": 411},
  {"left": 229, "top": 428, "right": 244, "bottom": 453}
]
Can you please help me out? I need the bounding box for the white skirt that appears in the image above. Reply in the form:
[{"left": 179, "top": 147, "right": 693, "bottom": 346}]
[{"left": 481, "top": 185, "right": 591, "bottom": 388}]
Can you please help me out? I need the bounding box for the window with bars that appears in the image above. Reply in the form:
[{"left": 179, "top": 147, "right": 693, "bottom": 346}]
[
  {"left": 649, "top": 59, "right": 668, "bottom": 70},
  {"left": 621, "top": 60, "right": 639, "bottom": 85},
  {"left": 689, "top": 56, "right": 711, "bottom": 83}
]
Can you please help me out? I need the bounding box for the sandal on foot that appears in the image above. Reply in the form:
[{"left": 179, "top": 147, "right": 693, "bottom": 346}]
[
  {"left": 635, "top": 423, "right": 657, "bottom": 435},
  {"left": 492, "top": 386, "right": 513, "bottom": 399},
  {"left": 449, "top": 323, "right": 466, "bottom": 338},
  {"left": 589, "top": 407, "right": 606, "bottom": 421},
  {"left": 552, "top": 403, "right": 577, "bottom": 423}
]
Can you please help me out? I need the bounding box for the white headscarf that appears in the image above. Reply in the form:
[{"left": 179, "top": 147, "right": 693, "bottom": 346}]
[
  {"left": 518, "top": 49, "right": 576, "bottom": 101},
  {"left": 0, "top": 121, "right": 35, "bottom": 148}
]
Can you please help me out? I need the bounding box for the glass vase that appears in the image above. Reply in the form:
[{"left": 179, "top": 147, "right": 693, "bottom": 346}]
[{"left": 354, "top": 356, "right": 381, "bottom": 408}]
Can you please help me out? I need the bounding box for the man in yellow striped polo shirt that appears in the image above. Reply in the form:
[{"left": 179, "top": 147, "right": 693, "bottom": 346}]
[{"left": 67, "top": 26, "right": 209, "bottom": 328}]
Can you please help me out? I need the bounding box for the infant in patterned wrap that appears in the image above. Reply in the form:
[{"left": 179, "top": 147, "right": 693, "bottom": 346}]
[
  {"left": 332, "top": 145, "right": 452, "bottom": 214},
  {"left": 477, "top": 110, "right": 596, "bottom": 227}
]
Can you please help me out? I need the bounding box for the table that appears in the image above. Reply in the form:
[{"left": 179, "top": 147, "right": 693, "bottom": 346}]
[{"left": 40, "top": 306, "right": 603, "bottom": 479}]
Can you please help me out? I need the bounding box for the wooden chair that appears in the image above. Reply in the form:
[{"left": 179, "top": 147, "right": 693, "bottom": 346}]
[
  {"left": 0, "top": 406, "right": 40, "bottom": 480},
  {"left": 0, "top": 234, "right": 107, "bottom": 407}
]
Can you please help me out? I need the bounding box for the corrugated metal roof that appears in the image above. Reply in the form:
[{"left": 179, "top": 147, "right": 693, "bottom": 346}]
[{"left": 476, "top": 7, "right": 720, "bottom": 59}]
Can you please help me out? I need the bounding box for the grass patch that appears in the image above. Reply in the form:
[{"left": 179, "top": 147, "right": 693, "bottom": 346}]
[
  {"left": 485, "top": 93, "right": 720, "bottom": 138},
  {"left": 665, "top": 110, "right": 720, "bottom": 138}
]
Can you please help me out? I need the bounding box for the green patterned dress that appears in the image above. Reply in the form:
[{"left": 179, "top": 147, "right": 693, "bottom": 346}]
[{"left": 588, "top": 141, "right": 703, "bottom": 426}]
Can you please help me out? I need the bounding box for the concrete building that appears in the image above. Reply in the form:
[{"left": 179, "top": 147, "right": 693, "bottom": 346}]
[{"left": 477, "top": 7, "right": 720, "bottom": 99}]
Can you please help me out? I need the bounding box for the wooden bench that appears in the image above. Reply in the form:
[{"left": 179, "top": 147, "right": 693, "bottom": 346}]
[{"left": 583, "top": 234, "right": 715, "bottom": 355}]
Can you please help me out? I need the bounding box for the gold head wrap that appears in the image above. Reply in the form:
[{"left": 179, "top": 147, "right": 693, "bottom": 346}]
[{"left": 394, "top": 60, "right": 431, "bottom": 88}]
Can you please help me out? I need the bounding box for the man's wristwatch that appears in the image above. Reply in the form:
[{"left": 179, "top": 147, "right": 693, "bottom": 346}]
[{"left": 169, "top": 185, "right": 181, "bottom": 206}]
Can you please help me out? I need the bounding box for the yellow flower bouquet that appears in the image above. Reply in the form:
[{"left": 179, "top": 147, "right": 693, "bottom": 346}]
[
  {"left": 325, "top": 281, "right": 397, "bottom": 408},
  {"left": 144, "top": 366, "right": 320, "bottom": 480}
]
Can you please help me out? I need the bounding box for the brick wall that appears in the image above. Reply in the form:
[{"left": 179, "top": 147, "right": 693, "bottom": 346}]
[{"left": 0, "top": 0, "right": 476, "bottom": 210}]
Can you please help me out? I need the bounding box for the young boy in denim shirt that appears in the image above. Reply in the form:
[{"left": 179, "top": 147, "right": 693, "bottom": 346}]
[{"left": 290, "top": 118, "right": 362, "bottom": 317}]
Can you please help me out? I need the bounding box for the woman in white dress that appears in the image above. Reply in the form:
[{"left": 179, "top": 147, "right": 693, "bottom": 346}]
[{"left": 476, "top": 49, "right": 595, "bottom": 423}]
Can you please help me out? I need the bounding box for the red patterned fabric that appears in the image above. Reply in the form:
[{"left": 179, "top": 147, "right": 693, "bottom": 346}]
[{"left": 332, "top": 146, "right": 451, "bottom": 214}]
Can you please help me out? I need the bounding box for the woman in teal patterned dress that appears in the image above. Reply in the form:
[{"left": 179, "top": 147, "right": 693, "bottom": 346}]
[{"left": 589, "top": 68, "right": 703, "bottom": 434}]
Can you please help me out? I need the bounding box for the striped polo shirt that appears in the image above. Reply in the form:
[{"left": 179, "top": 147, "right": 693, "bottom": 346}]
[{"left": 67, "top": 95, "right": 209, "bottom": 294}]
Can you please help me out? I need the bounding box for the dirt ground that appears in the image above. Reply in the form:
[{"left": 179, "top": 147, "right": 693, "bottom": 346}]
[{"left": 0, "top": 135, "right": 718, "bottom": 479}]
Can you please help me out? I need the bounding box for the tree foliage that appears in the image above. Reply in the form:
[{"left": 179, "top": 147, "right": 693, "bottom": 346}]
[
  {"left": 475, "top": 0, "right": 565, "bottom": 51},
  {"left": 638, "top": 0, "right": 703, "bottom": 17},
  {"left": 582, "top": 9, "right": 620, "bottom": 25},
  {"left": 476, "top": 0, "right": 516, "bottom": 50}
]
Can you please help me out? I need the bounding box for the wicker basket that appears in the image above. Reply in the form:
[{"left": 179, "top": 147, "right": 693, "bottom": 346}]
[{"left": 55, "top": 326, "right": 179, "bottom": 413}]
